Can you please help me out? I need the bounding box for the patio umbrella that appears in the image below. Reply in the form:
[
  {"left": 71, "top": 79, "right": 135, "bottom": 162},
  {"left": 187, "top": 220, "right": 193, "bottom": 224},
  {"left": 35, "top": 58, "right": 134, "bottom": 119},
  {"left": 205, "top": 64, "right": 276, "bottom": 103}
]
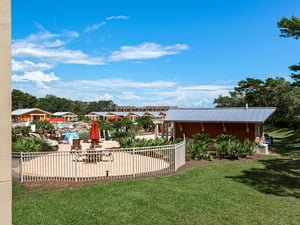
[
  {"left": 109, "top": 115, "right": 122, "bottom": 119},
  {"left": 46, "top": 117, "right": 70, "bottom": 123},
  {"left": 90, "top": 120, "right": 100, "bottom": 148}
]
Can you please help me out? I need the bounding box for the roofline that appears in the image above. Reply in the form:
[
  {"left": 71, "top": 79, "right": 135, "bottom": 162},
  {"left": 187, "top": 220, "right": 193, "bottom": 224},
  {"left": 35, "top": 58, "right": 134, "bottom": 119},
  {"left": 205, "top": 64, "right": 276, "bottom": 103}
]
[
  {"left": 12, "top": 108, "right": 52, "bottom": 115},
  {"left": 164, "top": 120, "right": 265, "bottom": 123},
  {"left": 167, "top": 107, "right": 277, "bottom": 110}
]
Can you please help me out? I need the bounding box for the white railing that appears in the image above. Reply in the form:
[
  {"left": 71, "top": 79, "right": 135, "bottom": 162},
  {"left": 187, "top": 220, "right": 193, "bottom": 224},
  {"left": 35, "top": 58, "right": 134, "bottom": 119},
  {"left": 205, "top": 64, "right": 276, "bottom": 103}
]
[{"left": 12, "top": 141, "right": 185, "bottom": 182}]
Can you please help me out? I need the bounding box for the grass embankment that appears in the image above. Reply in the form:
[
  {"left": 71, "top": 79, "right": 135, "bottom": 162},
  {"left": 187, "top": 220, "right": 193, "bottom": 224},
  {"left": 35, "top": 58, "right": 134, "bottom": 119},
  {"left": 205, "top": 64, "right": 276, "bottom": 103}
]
[
  {"left": 13, "top": 157, "right": 300, "bottom": 225},
  {"left": 13, "top": 128, "right": 300, "bottom": 225}
]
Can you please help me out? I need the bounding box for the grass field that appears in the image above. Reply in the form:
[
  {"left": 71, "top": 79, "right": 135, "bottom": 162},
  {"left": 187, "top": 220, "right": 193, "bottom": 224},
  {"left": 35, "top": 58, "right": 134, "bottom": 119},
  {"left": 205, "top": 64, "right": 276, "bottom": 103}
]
[
  {"left": 13, "top": 156, "right": 300, "bottom": 225},
  {"left": 266, "top": 127, "right": 300, "bottom": 157},
  {"left": 13, "top": 128, "right": 300, "bottom": 225}
]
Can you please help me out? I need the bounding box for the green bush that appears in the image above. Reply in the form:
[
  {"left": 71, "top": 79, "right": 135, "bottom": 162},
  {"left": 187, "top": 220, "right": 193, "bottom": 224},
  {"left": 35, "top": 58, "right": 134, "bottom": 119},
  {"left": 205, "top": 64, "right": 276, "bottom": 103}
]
[
  {"left": 12, "top": 135, "right": 55, "bottom": 152},
  {"left": 215, "top": 134, "right": 256, "bottom": 159},
  {"left": 31, "top": 120, "right": 55, "bottom": 134},
  {"left": 79, "top": 132, "right": 90, "bottom": 142},
  {"left": 186, "top": 133, "right": 212, "bottom": 160},
  {"left": 119, "top": 138, "right": 173, "bottom": 148}
]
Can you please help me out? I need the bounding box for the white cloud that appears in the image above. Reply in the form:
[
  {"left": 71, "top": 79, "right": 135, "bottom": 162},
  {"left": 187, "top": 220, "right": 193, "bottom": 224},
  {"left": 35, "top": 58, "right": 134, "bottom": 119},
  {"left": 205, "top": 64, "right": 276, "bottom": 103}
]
[
  {"left": 12, "top": 71, "right": 60, "bottom": 89},
  {"left": 12, "top": 30, "right": 105, "bottom": 65},
  {"left": 12, "top": 60, "right": 53, "bottom": 72},
  {"left": 179, "top": 85, "right": 232, "bottom": 91},
  {"left": 117, "top": 92, "right": 144, "bottom": 100},
  {"left": 84, "top": 21, "right": 107, "bottom": 32},
  {"left": 98, "top": 93, "right": 114, "bottom": 101},
  {"left": 12, "top": 77, "right": 234, "bottom": 107},
  {"left": 108, "top": 42, "right": 189, "bottom": 61},
  {"left": 57, "top": 79, "right": 177, "bottom": 90},
  {"left": 105, "top": 15, "right": 130, "bottom": 20},
  {"left": 12, "top": 26, "right": 188, "bottom": 70},
  {"left": 84, "top": 15, "right": 130, "bottom": 32}
]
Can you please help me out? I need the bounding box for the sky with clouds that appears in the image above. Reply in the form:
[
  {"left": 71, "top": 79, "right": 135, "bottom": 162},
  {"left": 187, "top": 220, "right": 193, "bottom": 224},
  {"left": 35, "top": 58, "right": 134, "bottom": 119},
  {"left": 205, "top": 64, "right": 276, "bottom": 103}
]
[{"left": 12, "top": 0, "right": 300, "bottom": 107}]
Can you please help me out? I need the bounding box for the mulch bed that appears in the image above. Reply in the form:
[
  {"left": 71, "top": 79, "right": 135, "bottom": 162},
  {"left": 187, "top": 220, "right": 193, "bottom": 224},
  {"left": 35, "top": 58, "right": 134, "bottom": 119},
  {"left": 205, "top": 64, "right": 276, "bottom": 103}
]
[{"left": 22, "top": 154, "right": 264, "bottom": 190}]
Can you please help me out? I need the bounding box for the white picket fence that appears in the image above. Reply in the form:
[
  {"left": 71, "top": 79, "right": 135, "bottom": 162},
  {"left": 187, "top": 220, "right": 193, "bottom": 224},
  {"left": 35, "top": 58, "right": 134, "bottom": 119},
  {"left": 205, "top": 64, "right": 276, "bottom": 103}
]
[{"left": 12, "top": 141, "right": 185, "bottom": 182}]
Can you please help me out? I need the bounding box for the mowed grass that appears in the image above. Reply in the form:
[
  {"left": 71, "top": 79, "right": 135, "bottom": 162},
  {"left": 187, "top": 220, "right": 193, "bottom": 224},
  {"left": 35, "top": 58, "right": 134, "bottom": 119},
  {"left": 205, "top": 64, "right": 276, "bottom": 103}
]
[
  {"left": 266, "top": 127, "right": 300, "bottom": 157},
  {"left": 13, "top": 156, "right": 300, "bottom": 225}
]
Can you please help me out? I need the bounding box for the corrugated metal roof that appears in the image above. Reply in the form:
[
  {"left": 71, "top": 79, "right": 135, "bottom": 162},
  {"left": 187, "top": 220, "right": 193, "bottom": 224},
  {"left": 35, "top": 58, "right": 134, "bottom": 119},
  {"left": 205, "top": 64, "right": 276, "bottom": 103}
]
[
  {"left": 164, "top": 107, "right": 276, "bottom": 123},
  {"left": 53, "top": 112, "right": 76, "bottom": 116},
  {"left": 88, "top": 112, "right": 107, "bottom": 116},
  {"left": 12, "top": 108, "right": 51, "bottom": 116},
  {"left": 113, "top": 112, "right": 130, "bottom": 116}
]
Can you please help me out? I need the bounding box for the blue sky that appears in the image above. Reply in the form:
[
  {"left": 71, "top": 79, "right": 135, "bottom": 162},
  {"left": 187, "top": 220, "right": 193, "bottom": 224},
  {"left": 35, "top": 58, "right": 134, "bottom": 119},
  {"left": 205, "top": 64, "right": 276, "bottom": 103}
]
[{"left": 12, "top": 0, "right": 300, "bottom": 107}]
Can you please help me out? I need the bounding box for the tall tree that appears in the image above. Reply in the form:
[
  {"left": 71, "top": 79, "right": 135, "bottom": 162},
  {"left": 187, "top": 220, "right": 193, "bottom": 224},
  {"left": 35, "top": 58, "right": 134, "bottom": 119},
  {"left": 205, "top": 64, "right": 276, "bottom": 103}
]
[
  {"left": 214, "top": 77, "right": 300, "bottom": 119},
  {"left": 12, "top": 89, "right": 38, "bottom": 110},
  {"left": 278, "top": 16, "right": 300, "bottom": 85}
]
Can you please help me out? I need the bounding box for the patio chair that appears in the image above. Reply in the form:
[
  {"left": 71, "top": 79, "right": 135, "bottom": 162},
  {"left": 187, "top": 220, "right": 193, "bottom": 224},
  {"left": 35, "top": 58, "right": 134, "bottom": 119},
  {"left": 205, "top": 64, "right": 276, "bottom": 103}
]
[{"left": 71, "top": 138, "right": 82, "bottom": 151}]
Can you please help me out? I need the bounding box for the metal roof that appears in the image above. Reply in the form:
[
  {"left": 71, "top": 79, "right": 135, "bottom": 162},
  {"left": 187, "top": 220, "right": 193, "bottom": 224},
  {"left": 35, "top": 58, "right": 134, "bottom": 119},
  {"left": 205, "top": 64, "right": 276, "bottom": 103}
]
[
  {"left": 88, "top": 112, "right": 107, "bottom": 116},
  {"left": 53, "top": 112, "right": 76, "bottom": 116},
  {"left": 112, "top": 112, "right": 130, "bottom": 116},
  {"left": 12, "top": 108, "right": 51, "bottom": 116},
  {"left": 164, "top": 107, "right": 276, "bottom": 123}
]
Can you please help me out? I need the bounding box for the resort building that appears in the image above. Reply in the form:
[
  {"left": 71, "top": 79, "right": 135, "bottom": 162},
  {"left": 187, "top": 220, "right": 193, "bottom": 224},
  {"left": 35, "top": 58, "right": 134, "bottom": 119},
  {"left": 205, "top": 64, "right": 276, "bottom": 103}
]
[
  {"left": 115, "top": 105, "right": 182, "bottom": 112},
  {"left": 85, "top": 112, "right": 111, "bottom": 121},
  {"left": 53, "top": 112, "right": 78, "bottom": 122},
  {"left": 12, "top": 108, "right": 51, "bottom": 124},
  {"left": 164, "top": 107, "right": 276, "bottom": 141},
  {"left": 85, "top": 111, "right": 166, "bottom": 122}
]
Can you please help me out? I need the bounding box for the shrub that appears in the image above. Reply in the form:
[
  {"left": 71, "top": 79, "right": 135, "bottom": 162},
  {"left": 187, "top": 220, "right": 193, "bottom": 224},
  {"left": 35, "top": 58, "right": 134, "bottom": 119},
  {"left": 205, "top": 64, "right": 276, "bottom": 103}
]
[
  {"left": 79, "top": 132, "right": 90, "bottom": 142},
  {"left": 186, "top": 133, "right": 212, "bottom": 160},
  {"left": 12, "top": 135, "right": 55, "bottom": 152},
  {"left": 119, "top": 138, "right": 173, "bottom": 148},
  {"left": 215, "top": 134, "right": 256, "bottom": 159},
  {"left": 240, "top": 139, "right": 257, "bottom": 155}
]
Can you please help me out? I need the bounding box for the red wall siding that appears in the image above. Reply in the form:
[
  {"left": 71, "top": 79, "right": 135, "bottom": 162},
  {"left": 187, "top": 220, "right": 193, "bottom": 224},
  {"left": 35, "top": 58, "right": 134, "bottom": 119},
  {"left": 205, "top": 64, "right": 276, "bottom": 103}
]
[{"left": 175, "top": 122, "right": 256, "bottom": 141}]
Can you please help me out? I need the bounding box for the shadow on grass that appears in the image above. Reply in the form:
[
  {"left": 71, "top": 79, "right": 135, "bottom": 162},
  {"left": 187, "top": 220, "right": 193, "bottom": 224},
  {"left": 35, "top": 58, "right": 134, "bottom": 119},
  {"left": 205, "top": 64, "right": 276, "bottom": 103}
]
[
  {"left": 227, "top": 157, "right": 300, "bottom": 198},
  {"left": 267, "top": 128, "right": 300, "bottom": 157}
]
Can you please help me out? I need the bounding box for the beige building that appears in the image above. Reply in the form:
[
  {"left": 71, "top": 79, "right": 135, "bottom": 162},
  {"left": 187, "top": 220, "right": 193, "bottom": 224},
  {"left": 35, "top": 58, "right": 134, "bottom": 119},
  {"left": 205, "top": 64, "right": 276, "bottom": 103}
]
[
  {"left": 115, "top": 105, "right": 181, "bottom": 112},
  {"left": 12, "top": 108, "right": 52, "bottom": 123},
  {"left": 53, "top": 112, "right": 78, "bottom": 122},
  {"left": 0, "top": 0, "right": 12, "bottom": 224}
]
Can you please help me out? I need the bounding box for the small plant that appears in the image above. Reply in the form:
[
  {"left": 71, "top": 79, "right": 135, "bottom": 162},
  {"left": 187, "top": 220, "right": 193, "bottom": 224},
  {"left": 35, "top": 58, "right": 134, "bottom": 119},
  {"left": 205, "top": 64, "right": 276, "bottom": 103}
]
[
  {"left": 186, "top": 133, "right": 212, "bottom": 160},
  {"left": 12, "top": 135, "right": 55, "bottom": 152},
  {"left": 31, "top": 120, "right": 55, "bottom": 134},
  {"left": 119, "top": 138, "right": 173, "bottom": 148},
  {"left": 79, "top": 132, "right": 90, "bottom": 142},
  {"left": 215, "top": 134, "right": 256, "bottom": 159},
  {"left": 240, "top": 139, "right": 257, "bottom": 156}
]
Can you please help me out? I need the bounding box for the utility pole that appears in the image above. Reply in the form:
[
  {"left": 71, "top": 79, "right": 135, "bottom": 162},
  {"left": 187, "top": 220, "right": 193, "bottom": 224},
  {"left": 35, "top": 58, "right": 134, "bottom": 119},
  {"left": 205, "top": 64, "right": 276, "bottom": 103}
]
[{"left": 0, "top": 0, "right": 12, "bottom": 224}]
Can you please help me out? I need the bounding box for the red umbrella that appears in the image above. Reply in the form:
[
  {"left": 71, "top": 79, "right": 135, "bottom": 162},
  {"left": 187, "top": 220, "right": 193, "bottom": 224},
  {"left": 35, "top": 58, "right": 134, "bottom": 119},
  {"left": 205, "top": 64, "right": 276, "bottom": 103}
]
[
  {"left": 46, "top": 117, "right": 70, "bottom": 123},
  {"left": 90, "top": 120, "right": 100, "bottom": 148},
  {"left": 109, "top": 115, "right": 122, "bottom": 119}
]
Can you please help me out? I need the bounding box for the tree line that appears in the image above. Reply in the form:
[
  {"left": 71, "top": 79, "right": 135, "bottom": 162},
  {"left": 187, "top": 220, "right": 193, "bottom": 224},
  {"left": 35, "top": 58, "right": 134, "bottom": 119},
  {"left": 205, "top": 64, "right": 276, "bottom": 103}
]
[
  {"left": 213, "top": 77, "right": 300, "bottom": 127},
  {"left": 12, "top": 89, "right": 116, "bottom": 116},
  {"left": 214, "top": 16, "right": 300, "bottom": 128}
]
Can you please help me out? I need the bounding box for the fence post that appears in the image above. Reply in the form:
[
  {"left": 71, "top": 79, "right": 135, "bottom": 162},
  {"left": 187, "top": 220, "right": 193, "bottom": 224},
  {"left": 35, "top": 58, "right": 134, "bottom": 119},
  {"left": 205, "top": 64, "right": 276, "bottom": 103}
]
[
  {"left": 74, "top": 152, "right": 78, "bottom": 182},
  {"left": 20, "top": 152, "right": 23, "bottom": 183},
  {"left": 132, "top": 148, "right": 135, "bottom": 178},
  {"left": 174, "top": 144, "right": 177, "bottom": 171}
]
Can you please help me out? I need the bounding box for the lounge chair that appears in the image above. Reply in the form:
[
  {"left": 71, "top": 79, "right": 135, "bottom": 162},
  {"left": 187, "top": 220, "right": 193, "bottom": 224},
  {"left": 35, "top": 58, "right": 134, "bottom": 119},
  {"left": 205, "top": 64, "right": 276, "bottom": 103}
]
[{"left": 71, "top": 138, "right": 82, "bottom": 151}]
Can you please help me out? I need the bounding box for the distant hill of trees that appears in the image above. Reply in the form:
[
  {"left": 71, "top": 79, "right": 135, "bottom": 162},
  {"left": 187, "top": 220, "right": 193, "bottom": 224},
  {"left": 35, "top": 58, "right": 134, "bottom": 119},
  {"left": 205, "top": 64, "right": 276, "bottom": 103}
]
[{"left": 12, "top": 89, "right": 116, "bottom": 115}]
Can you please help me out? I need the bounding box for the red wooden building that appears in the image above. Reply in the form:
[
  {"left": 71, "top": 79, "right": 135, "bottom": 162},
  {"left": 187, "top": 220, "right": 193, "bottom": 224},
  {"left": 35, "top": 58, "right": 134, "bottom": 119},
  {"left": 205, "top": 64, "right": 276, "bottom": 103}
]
[{"left": 164, "top": 107, "right": 276, "bottom": 141}]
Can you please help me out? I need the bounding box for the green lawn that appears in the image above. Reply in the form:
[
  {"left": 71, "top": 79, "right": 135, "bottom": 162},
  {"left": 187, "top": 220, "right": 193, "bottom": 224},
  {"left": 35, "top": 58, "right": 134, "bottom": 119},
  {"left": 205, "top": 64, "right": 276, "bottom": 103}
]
[
  {"left": 266, "top": 127, "right": 300, "bottom": 157},
  {"left": 13, "top": 155, "right": 300, "bottom": 225}
]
